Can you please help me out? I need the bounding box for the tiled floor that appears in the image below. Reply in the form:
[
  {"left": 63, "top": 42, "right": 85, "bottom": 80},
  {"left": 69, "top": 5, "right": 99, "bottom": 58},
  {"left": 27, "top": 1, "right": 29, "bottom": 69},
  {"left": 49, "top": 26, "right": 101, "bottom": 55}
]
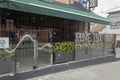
[
  {"left": 13, "top": 50, "right": 51, "bottom": 73},
  {"left": 16, "top": 56, "right": 51, "bottom": 73}
]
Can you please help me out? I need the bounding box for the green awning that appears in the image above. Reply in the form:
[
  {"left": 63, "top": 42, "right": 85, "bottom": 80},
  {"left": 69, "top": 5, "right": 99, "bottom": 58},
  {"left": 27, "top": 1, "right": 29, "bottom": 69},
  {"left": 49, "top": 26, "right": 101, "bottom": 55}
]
[{"left": 0, "top": 0, "right": 115, "bottom": 25}]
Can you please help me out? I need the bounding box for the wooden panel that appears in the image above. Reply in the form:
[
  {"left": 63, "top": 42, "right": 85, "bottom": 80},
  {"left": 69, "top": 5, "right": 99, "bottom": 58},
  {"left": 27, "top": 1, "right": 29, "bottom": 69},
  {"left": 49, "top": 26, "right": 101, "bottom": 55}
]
[
  {"left": 39, "top": 28, "right": 48, "bottom": 42},
  {"left": 54, "top": 0, "right": 70, "bottom": 4}
]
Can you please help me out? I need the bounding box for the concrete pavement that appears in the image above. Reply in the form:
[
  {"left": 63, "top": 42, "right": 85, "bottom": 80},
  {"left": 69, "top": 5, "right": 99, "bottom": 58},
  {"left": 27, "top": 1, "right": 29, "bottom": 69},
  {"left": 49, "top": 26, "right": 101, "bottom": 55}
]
[{"left": 27, "top": 60, "right": 120, "bottom": 80}]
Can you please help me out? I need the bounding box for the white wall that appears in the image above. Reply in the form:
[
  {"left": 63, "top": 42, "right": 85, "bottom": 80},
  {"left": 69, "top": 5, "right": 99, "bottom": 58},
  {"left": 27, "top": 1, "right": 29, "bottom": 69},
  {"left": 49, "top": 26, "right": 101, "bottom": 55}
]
[
  {"left": 103, "top": 25, "right": 120, "bottom": 34},
  {"left": 116, "top": 34, "right": 120, "bottom": 41},
  {"left": 103, "top": 11, "right": 120, "bottom": 34},
  {"left": 108, "top": 12, "right": 120, "bottom": 22}
]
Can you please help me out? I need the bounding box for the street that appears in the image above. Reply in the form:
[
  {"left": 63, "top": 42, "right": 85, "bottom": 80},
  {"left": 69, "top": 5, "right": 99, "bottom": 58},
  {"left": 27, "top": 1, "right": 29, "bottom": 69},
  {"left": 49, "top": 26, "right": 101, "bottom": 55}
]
[{"left": 27, "top": 60, "right": 120, "bottom": 80}]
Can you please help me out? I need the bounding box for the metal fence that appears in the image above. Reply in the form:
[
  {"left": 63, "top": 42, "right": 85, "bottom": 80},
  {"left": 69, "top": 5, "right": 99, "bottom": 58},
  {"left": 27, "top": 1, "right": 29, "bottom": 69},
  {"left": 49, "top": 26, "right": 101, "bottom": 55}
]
[{"left": 75, "top": 32, "right": 114, "bottom": 60}]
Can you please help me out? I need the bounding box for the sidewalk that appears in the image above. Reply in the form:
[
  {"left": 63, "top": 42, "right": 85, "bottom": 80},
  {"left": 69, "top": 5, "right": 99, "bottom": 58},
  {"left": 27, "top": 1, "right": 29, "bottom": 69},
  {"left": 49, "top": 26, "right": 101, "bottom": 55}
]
[{"left": 27, "top": 60, "right": 120, "bottom": 80}]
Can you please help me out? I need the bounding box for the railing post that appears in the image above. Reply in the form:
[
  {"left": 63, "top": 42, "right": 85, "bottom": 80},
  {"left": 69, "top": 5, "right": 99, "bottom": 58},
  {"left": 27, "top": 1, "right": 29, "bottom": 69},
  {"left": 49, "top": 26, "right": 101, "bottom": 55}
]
[
  {"left": 33, "top": 39, "right": 38, "bottom": 67},
  {"left": 114, "top": 34, "right": 116, "bottom": 55},
  {"left": 50, "top": 50, "right": 53, "bottom": 65}
]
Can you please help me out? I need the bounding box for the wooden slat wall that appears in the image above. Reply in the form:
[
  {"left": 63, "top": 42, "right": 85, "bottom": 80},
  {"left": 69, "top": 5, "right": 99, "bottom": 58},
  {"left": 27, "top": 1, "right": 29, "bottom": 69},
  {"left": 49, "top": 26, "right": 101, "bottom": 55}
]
[{"left": 0, "top": 9, "right": 85, "bottom": 43}]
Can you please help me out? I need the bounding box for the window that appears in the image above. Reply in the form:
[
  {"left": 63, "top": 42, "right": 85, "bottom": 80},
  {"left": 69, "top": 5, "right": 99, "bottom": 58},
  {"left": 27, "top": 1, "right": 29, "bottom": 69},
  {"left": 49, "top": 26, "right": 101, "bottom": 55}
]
[
  {"left": 117, "top": 22, "right": 120, "bottom": 29},
  {"left": 85, "top": 22, "right": 89, "bottom": 33},
  {"left": 117, "top": 41, "right": 120, "bottom": 48},
  {"left": 74, "top": 0, "right": 80, "bottom": 3},
  {"left": 111, "top": 22, "right": 120, "bottom": 29}
]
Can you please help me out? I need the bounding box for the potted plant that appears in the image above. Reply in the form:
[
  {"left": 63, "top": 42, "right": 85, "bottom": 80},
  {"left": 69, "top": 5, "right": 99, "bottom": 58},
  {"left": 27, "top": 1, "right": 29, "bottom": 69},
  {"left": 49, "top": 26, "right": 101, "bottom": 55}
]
[
  {"left": 0, "top": 48, "right": 14, "bottom": 74},
  {"left": 52, "top": 42, "right": 75, "bottom": 64},
  {"left": 0, "top": 48, "right": 15, "bottom": 60}
]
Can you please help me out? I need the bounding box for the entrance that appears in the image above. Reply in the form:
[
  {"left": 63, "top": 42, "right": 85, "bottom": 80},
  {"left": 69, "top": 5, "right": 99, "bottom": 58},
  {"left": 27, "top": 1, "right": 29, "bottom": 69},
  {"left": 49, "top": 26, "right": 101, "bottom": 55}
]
[{"left": 15, "top": 41, "right": 35, "bottom": 73}]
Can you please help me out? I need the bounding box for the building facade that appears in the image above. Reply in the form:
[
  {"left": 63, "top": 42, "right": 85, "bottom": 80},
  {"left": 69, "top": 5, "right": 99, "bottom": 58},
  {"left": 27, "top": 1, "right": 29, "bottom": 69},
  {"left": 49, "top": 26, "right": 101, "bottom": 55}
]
[
  {"left": 105, "top": 7, "right": 120, "bottom": 47},
  {"left": 0, "top": 0, "right": 114, "bottom": 75}
]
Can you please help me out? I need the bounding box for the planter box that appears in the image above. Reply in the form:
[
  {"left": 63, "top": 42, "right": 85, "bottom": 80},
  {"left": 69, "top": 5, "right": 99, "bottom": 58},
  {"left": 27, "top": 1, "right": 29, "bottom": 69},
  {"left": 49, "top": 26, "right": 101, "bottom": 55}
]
[
  {"left": 75, "top": 49, "right": 91, "bottom": 60},
  {"left": 104, "top": 48, "right": 111, "bottom": 55},
  {"left": 53, "top": 52, "right": 74, "bottom": 64},
  {"left": 75, "top": 48, "right": 112, "bottom": 60},
  {"left": 91, "top": 49, "right": 105, "bottom": 57},
  {"left": 0, "top": 58, "right": 11, "bottom": 74}
]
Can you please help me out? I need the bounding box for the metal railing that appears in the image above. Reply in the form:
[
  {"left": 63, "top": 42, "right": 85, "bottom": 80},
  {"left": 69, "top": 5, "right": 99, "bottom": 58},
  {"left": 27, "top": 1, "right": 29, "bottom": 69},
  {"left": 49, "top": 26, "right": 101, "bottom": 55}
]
[{"left": 1, "top": 34, "right": 52, "bottom": 75}]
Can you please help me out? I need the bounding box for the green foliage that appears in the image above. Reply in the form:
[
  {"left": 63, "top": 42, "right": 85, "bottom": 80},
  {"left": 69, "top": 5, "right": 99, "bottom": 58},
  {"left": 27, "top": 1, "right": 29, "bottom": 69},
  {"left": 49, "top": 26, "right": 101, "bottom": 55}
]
[
  {"left": 91, "top": 41, "right": 104, "bottom": 49},
  {"left": 53, "top": 40, "right": 113, "bottom": 53},
  {"left": 0, "top": 48, "right": 15, "bottom": 60},
  {"left": 75, "top": 41, "right": 91, "bottom": 50},
  {"left": 53, "top": 42, "right": 75, "bottom": 53},
  {"left": 76, "top": 40, "right": 113, "bottom": 50},
  {"left": 104, "top": 41, "right": 113, "bottom": 48}
]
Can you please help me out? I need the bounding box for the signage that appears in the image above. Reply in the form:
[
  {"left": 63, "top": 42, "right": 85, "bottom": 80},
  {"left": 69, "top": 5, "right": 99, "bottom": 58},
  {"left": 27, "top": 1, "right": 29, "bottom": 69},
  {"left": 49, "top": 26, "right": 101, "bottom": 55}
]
[
  {"left": 0, "top": 37, "right": 9, "bottom": 48},
  {"left": 80, "top": 0, "right": 88, "bottom": 4},
  {"left": 79, "top": 0, "right": 89, "bottom": 9},
  {"left": 6, "top": 19, "right": 14, "bottom": 28},
  {"left": 75, "top": 33, "right": 114, "bottom": 49},
  {"left": 75, "top": 33, "right": 102, "bottom": 42},
  {"left": 75, "top": 33, "right": 114, "bottom": 43},
  {"left": 89, "top": 0, "right": 98, "bottom": 8}
]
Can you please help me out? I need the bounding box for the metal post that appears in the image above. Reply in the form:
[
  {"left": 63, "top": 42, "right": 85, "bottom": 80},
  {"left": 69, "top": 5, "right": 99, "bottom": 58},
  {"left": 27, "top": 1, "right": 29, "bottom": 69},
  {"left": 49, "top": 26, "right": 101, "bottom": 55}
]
[
  {"left": 0, "top": 8, "right": 1, "bottom": 37},
  {"left": 36, "top": 40, "right": 38, "bottom": 59},
  {"left": 34, "top": 40, "right": 37, "bottom": 66},
  {"left": 14, "top": 51, "right": 17, "bottom": 73},
  {"left": 50, "top": 51, "right": 53, "bottom": 65},
  {"left": 114, "top": 34, "right": 117, "bottom": 55}
]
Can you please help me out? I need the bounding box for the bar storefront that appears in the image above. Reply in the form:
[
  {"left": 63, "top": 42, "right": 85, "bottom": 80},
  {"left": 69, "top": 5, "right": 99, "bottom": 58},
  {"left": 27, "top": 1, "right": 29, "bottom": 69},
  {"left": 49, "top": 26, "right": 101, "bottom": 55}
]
[{"left": 0, "top": 0, "right": 115, "bottom": 74}]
